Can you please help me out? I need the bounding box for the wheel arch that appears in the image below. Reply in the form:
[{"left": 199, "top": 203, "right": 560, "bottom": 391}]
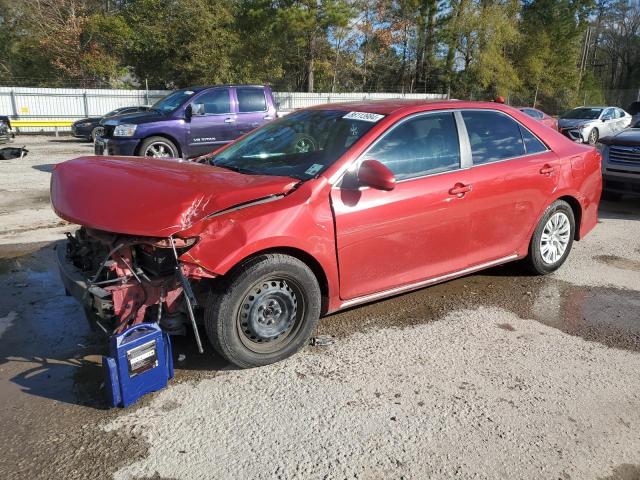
[
  {"left": 220, "top": 246, "right": 331, "bottom": 315},
  {"left": 136, "top": 133, "right": 182, "bottom": 157},
  {"left": 556, "top": 194, "right": 583, "bottom": 240}
]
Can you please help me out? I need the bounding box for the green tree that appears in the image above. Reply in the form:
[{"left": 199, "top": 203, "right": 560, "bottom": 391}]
[{"left": 121, "top": 0, "right": 237, "bottom": 88}]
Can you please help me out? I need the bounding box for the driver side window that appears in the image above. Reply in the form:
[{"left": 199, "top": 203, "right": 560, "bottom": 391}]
[
  {"left": 362, "top": 113, "right": 461, "bottom": 181},
  {"left": 192, "top": 89, "right": 231, "bottom": 115}
]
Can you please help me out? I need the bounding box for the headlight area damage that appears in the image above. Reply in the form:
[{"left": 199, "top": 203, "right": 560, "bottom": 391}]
[
  {"left": 51, "top": 156, "right": 300, "bottom": 353},
  {"left": 58, "top": 227, "right": 213, "bottom": 351}
]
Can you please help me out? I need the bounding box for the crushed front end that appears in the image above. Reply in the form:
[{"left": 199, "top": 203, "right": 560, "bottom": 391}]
[{"left": 57, "top": 227, "right": 214, "bottom": 338}]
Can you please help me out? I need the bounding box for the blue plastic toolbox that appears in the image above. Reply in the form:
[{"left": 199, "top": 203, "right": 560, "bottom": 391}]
[{"left": 103, "top": 323, "right": 174, "bottom": 408}]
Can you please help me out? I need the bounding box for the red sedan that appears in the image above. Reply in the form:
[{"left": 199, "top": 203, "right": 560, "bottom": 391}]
[
  {"left": 518, "top": 106, "right": 558, "bottom": 130},
  {"left": 52, "top": 100, "right": 601, "bottom": 368}
]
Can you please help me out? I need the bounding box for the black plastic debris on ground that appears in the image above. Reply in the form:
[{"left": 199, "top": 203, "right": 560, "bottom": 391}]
[{"left": 0, "top": 146, "right": 28, "bottom": 160}]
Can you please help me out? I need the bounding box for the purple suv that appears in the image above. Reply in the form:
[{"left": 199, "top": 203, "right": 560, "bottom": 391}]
[{"left": 95, "top": 85, "right": 277, "bottom": 158}]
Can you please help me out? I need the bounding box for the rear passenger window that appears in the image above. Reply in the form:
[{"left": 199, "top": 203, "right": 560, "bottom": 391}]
[
  {"left": 237, "top": 88, "right": 267, "bottom": 112},
  {"left": 462, "top": 111, "right": 526, "bottom": 164},
  {"left": 363, "top": 112, "right": 460, "bottom": 181},
  {"left": 520, "top": 127, "right": 547, "bottom": 154}
]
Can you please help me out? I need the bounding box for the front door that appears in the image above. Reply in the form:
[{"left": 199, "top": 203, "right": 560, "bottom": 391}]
[
  {"left": 331, "top": 111, "right": 472, "bottom": 300},
  {"left": 187, "top": 88, "right": 235, "bottom": 157}
]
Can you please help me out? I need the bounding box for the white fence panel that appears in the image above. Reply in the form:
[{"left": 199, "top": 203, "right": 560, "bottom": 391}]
[{"left": 0, "top": 87, "right": 445, "bottom": 133}]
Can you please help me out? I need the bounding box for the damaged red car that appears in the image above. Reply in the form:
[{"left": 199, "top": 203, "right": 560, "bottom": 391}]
[{"left": 52, "top": 100, "right": 602, "bottom": 368}]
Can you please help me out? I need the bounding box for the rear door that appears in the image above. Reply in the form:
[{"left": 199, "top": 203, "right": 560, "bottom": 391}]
[
  {"left": 233, "top": 87, "right": 275, "bottom": 138},
  {"left": 461, "top": 110, "right": 560, "bottom": 265},
  {"left": 331, "top": 111, "right": 473, "bottom": 300},
  {"left": 187, "top": 87, "right": 235, "bottom": 157}
]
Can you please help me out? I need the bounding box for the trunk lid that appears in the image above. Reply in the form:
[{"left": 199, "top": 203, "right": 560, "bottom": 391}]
[{"left": 51, "top": 156, "right": 299, "bottom": 237}]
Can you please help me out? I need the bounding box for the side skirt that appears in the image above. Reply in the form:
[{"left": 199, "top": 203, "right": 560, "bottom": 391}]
[{"left": 338, "top": 254, "right": 519, "bottom": 310}]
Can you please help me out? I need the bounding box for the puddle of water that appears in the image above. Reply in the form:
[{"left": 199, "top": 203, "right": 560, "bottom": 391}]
[
  {"left": 598, "top": 464, "right": 640, "bottom": 480},
  {"left": 316, "top": 263, "right": 640, "bottom": 353},
  {"left": 595, "top": 255, "right": 640, "bottom": 272},
  {"left": 0, "top": 240, "right": 150, "bottom": 480}
]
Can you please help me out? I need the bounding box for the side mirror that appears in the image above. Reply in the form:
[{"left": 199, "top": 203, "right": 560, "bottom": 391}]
[
  {"left": 184, "top": 104, "right": 193, "bottom": 122},
  {"left": 357, "top": 159, "right": 396, "bottom": 191},
  {"left": 602, "top": 115, "right": 612, "bottom": 122}
]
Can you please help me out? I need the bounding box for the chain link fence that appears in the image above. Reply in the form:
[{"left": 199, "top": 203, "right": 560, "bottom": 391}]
[
  {"left": 506, "top": 89, "right": 640, "bottom": 116},
  {"left": 0, "top": 87, "right": 446, "bottom": 133}
]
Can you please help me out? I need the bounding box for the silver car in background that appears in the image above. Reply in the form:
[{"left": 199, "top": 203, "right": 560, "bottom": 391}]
[{"left": 558, "top": 106, "right": 631, "bottom": 144}]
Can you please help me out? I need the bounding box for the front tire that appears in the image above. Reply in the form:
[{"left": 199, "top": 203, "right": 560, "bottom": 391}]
[
  {"left": 139, "top": 136, "right": 179, "bottom": 158},
  {"left": 525, "top": 200, "right": 575, "bottom": 275},
  {"left": 587, "top": 128, "right": 599, "bottom": 145},
  {"left": 205, "top": 254, "right": 321, "bottom": 368}
]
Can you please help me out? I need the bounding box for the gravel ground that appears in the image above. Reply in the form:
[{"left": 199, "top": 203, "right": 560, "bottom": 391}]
[
  {"left": 0, "top": 136, "right": 639, "bottom": 480},
  {"left": 0, "top": 136, "right": 91, "bottom": 242}
]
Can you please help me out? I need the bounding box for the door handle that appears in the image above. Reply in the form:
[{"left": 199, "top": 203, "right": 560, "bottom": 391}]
[
  {"left": 540, "top": 164, "right": 555, "bottom": 175},
  {"left": 449, "top": 182, "right": 472, "bottom": 197},
  {"left": 224, "top": 118, "right": 235, "bottom": 123},
  {"left": 264, "top": 115, "right": 273, "bottom": 120}
]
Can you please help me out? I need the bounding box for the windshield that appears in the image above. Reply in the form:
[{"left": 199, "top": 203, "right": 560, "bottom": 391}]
[
  {"left": 212, "top": 109, "right": 382, "bottom": 180},
  {"left": 104, "top": 107, "right": 131, "bottom": 117},
  {"left": 152, "top": 90, "right": 196, "bottom": 114},
  {"left": 561, "top": 108, "right": 602, "bottom": 120}
]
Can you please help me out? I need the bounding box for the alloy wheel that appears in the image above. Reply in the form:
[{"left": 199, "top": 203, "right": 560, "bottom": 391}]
[
  {"left": 540, "top": 211, "right": 571, "bottom": 264},
  {"left": 144, "top": 141, "right": 176, "bottom": 158}
]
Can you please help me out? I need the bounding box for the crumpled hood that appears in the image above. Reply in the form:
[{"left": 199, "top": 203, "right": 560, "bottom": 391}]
[
  {"left": 51, "top": 156, "right": 299, "bottom": 237},
  {"left": 558, "top": 118, "right": 597, "bottom": 129},
  {"left": 101, "top": 110, "right": 167, "bottom": 126}
]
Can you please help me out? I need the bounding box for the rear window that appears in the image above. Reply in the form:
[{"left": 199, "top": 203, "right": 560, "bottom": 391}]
[
  {"left": 521, "top": 108, "right": 543, "bottom": 120},
  {"left": 237, "top": 88, "right": 267, "bottom": 113}
]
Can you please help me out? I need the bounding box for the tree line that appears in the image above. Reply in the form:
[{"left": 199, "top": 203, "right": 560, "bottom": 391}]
[{"left": 1, "top": 0, "right": 639, "bottom": 113}]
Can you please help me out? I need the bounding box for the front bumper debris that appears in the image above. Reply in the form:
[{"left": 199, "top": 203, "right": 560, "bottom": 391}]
[
  {"left": 560, "top": 128, "right": 586, "bottom": 143},
  {"left": 94, "top": 137, "right": 139, "bottom": 156},
  {"left": 57, "top": 228, "right": 208, "bottom": 335}
]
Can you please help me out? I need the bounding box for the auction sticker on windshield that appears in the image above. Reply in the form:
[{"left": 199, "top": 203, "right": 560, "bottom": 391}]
[
  {"left": 343, "top": 112, "right": 385, "bottom": 122},
  {"left": 305, "top": 164, "right": 324, "bottom": 176}
]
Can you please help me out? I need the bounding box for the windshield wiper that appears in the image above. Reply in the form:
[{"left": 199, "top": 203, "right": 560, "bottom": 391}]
[{"left": 213, "top": 163, "right": 256, "bottom": 175}]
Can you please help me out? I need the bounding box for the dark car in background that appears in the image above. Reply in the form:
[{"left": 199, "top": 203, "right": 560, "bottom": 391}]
[
  {"left": 518, "top": 107, "right": 558, "bottom": 131},
  {"left": 598, "top": 121, "right": 640, "bottom": 199},
  {"left": 72, "top": 106, "right": 150, "bottom": 141},
  {"left": 94, "top": 85, "right": 277, "bottom": 159}
]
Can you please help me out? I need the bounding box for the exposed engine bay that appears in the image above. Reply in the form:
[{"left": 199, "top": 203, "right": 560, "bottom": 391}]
[{"left": 60, "top": 227, "right": 214, "bottom": 347}]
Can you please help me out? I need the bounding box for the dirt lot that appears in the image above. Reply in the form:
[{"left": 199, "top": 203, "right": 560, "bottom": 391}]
[{"left": 0, "top": 135, "right": 639, "bottom": 480}]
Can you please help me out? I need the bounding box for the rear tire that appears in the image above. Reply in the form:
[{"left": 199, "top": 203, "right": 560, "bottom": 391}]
[
  {"left": 205, "top": 254, "right": 321, "bottom": 368},
  {"left": 525, "top": 200, "right": 575, "bottom": 275},
  {"left": 90, "top": 127, "right": 101, "bottom": 142}
]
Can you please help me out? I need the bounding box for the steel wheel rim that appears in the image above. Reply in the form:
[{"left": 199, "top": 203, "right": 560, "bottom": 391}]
[
  {"left": 144, "top": 141, "right": 175, "bottom": 158},
  {"left": 236, "top": 276, "right": 305, "bottom": 354},
  {"left": 540, "top": 211, "right": 571, "bottom": 264}
]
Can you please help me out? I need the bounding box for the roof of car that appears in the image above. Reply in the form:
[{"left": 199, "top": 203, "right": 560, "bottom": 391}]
[
  {"left": 186, "top": 84, "right": 268, "bottom": 91},
  {"left": 307, "top": 99, "right": 519, "bottom": 116}
]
